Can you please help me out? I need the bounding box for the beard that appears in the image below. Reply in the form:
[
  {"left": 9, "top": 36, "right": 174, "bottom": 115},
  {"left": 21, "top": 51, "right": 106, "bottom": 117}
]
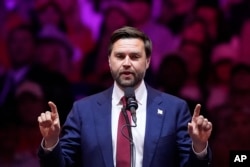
[{"left": 110, "top": 69, "right": 145, "bottom": 88}]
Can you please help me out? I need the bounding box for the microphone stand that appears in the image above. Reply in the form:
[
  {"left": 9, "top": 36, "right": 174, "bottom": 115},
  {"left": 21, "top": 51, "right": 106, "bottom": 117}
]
[{"left": 122, "top": 107, "right": 136, "bottom": 167}]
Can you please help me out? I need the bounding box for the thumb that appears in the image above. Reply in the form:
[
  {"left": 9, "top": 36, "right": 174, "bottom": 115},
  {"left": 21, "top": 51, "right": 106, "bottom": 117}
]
[
  {"left": 188, "top": 122, "right": 193, "bottom": 134},
  {"left": 53, "top": 120, "right": 61, "bottom": 132}
]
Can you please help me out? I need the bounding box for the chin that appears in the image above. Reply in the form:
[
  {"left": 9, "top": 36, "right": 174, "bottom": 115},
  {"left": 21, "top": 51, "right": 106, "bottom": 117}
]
[{"left": 118, "top": 80, "right": 135, "bottom": 88}]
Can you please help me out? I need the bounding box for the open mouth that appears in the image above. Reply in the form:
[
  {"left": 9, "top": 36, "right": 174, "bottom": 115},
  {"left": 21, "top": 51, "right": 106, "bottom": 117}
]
[
  {"left": 121, "top": 71, "right": 133, "bottom": 76},
  {"left": 120, "top": 72, "right": 134, "bottom": 79}
]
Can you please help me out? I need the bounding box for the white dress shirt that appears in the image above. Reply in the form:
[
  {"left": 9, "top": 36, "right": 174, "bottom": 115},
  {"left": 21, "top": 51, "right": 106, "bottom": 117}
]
[{"left": 111, "top": 81, "right": 147, "bottom": 167}]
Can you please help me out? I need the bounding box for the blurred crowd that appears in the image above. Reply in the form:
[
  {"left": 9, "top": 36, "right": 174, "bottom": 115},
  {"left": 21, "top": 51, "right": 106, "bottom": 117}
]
[{"left": 0, "top": 0, "right": 250, "bottom": 166}]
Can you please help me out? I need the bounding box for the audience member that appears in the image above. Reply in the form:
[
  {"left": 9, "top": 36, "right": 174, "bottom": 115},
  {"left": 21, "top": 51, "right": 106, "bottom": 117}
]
[
  {"left": 178, "top": 40, "right": 209, "bottom": 111},
  {"left": 55, "top": 0, "right": 95, "bottom": 83},
  {"left": 228, "top": 63, "right": 250, "bottom": 110},
  {"left": 13, "top": 80, "right": 46, "bottom": 167},
  {"left": 237, "top": 18, "right": 250, "bottom": 65},
  {"left": 206, "top": 58, "right": 233, "bottom": 110},
  {"left": 0, "top": 24, "right": 37, "bottom": 116},
  {"left": 194, "top": 2, "right": 231, "bottom": 44},
  {"left": 180, "top": 17, "right": 212, "bottom": 49},
  {"left": 156, "top": 53, "right": 187, "bottom": 97},
  {"left": 211, "top": 107, "right": 250, "bottom": 166},
  {"left": 36, "top": 25, "right": 73, "bottom": 80},
  {"left": 0, "top": 23, "right": 74, "bottom": 125},
  {"left": 0, "top": 121, "right": 19, "bottom": 166},
  {"left": 158, "top": 0, "right": 197, "bottom": 34},
  {"left": 32, "top": 1, "right": 67, "bottom": 33},
  {"left": 206, "top": 44, "right": 236, "bottom": 110},
  {"left": 54, "top": 0, "right": 95, "bottom": 56}
]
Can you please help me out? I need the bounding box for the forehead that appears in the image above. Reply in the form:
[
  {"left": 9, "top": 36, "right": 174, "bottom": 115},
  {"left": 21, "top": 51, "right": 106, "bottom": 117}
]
[{"left": 112, "top": 38, "right": 144, "bottom": 52}]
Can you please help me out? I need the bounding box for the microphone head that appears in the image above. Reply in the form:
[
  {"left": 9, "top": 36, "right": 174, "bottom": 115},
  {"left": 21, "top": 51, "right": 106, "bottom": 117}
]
[{"left": 124, "top": 87, "right": 138, "bottom": 110}]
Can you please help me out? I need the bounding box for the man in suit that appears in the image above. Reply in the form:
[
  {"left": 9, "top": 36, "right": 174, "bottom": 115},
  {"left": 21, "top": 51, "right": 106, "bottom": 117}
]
[{"left": 38, "top": 26, "right": 212, "bottom": 167}]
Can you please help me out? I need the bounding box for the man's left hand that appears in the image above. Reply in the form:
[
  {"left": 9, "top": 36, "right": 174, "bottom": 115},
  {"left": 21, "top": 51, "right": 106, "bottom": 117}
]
[{"left": 188, "top": 104, "right": 212, "bottom": 153}]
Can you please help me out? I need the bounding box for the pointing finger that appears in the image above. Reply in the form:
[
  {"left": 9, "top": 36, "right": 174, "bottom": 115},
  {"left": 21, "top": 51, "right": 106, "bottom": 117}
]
[
  {"left": 48, "top": 101, "right": 58, "bottom": 114},
  {"left": 193, "top": 104, "right": 201, "bottom": 119}
]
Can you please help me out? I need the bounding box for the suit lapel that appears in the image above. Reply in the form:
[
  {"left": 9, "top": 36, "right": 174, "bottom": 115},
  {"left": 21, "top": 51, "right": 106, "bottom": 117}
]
[
  {"left": 93, "top": 87, "right": 114, "bottom": 167},
  {"left": 143, "top": 86, "right": 166, "bottom": 167}
]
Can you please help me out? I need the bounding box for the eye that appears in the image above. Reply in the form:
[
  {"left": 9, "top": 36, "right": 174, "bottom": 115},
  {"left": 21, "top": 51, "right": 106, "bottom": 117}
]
[
  {"left": 130, "top": 53, "right": 140, "bottom": 60},
  {"left": 115, "top": 53, "right": 125, "bottom": 59}
]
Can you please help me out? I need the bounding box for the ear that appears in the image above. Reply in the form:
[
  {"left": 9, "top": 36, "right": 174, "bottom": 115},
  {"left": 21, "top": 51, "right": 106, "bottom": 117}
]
[
  {"left": 108, "top": 56, "right": 111, "bottom": 67},
  {"left": 146, "top": 57, "right": 151, "bottom": 69}
]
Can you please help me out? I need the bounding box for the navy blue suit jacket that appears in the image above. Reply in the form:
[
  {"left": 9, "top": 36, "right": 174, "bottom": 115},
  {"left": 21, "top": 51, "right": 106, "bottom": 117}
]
[{"left": 38, "top": 85, "right": 211, "bottom": 167}]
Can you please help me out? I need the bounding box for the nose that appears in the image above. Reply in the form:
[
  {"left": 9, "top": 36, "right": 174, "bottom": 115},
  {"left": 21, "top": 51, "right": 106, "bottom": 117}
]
[{"left": 123, "top": 56, "right": 131, "bottom": 66}]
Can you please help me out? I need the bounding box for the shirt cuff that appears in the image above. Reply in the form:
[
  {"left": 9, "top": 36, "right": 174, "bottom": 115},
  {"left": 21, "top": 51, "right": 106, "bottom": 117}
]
[
  {"left": 41, "top": 138, "right": 59, "bottom": 152},
  {"left": 192, "top": 142, "right": 208, "bottom": 159}
]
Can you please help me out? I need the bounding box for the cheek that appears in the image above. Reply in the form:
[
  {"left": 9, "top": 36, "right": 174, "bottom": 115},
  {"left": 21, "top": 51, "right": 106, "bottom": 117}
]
[
  {"left": 109, "top": 60, "right": 119, "bottom": 71},
  {"left": 109, "top": 57, "right": 120, "bottom": 67}
]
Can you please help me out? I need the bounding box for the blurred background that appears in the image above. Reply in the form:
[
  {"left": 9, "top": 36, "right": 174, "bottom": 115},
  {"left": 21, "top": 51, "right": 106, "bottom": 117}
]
[{"left": 0, "top": 0, "right": 250, "bottom": 166}]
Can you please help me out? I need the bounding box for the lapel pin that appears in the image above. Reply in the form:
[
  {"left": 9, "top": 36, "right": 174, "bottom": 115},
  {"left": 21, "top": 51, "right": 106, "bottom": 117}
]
[{"left": 157, "top": 109, "right": 163, "bottom": 115}]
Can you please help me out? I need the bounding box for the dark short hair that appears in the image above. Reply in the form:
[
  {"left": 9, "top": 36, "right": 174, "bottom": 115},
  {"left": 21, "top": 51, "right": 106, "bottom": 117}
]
[{"left": 108, "top": 26, "right": 152, "bottom": 57}]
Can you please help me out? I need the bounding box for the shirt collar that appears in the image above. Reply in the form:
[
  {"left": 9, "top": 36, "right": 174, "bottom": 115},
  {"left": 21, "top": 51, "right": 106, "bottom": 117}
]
[{"left": 112, "top": 80, "right": 146, "bottom": 106}]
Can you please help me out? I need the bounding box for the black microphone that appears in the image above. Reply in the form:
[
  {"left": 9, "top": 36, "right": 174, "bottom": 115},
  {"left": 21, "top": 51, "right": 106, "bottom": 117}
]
[{"left": 124, "top": 87, "right": 138, "bottom": 124}]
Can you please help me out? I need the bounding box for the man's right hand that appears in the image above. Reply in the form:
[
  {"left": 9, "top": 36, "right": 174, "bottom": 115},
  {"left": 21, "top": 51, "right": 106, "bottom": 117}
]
[{"left": 38, "top": 101, "right": 61, "bottom": 148}]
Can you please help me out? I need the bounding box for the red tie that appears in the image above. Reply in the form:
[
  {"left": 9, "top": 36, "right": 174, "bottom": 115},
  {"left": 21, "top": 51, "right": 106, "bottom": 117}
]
[{"left": 116, "top": 97, "right": 131, "bottom": 167}]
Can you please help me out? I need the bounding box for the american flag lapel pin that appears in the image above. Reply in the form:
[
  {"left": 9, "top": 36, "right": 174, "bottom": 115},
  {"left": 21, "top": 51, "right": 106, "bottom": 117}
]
[{"left": 157, "top": 109, "right": 163, "bottom": 115}]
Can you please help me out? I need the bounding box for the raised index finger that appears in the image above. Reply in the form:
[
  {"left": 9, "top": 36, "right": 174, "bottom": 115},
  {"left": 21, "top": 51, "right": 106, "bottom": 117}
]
[
  {"left": 193, "top": 104, "right": 201, "bottom": 118},
  {"left": 48, "top": 101, "right": 58, "bottom": 114}
]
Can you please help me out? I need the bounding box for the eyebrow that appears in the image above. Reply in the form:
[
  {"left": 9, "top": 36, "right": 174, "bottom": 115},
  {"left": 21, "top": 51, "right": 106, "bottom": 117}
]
[{"left": 113, "top": 51, "right": 141, "bottom": 55}]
